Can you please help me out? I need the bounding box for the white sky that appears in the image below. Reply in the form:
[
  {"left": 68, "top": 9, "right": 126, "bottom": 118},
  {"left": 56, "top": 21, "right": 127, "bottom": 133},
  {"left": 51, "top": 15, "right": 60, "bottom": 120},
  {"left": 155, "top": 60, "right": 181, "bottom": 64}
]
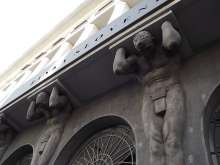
[{"left": 0, "top": 0, "right": 84, "bottom": 75}]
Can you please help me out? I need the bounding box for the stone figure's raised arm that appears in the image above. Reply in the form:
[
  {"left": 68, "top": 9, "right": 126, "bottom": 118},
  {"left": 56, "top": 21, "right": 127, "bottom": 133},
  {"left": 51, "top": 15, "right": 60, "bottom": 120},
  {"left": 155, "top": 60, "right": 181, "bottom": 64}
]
[
  {"left": 26, "top": 101, "right": 39, "bottom": 121},
  {"left": 49, "top": 87, "right": 67, "bottom": 109},
  {"left": 36, "top": 92, "right": 51, "bottom": 119},
  {"left": 27, "top": 92, "right": 51, "bottom": 121},
  {"left": 113, "top": 48, "right": 138, "bottom": 75},
  {"left": 161, "top": 21, "right": 182, "bottom": 53}
]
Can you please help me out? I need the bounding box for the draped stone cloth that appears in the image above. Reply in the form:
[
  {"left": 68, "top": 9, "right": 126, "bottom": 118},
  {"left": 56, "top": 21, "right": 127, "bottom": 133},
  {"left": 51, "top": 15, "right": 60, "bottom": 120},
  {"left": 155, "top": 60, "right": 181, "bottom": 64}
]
[{"left": 141, "top": 67, "right": 185, "bottom": 165}]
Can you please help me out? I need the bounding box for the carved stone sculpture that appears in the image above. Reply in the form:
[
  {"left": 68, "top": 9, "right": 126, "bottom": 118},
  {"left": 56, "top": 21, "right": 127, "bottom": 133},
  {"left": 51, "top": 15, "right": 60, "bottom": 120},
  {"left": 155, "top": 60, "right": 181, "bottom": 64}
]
[
  {"left": 27, "top": 86, "right": 72, "bottom": 165},
  {"left": 113, "top": 21, "right": 185, "bottom": 165},
  {"left": 0, "top": 113, "right": 14, "bottom": 160}
]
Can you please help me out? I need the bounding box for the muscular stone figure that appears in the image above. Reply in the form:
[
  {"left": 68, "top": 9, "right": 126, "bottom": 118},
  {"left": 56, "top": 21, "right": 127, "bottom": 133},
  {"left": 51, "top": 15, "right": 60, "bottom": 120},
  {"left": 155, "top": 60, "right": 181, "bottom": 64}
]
[
  {"left": 113, "top": 21, "right": 185, "bottom": 165},
  {"left": 0, "top": 130, "right": 13, "bottom": 159},
  {"left": 0, "top": 113, "right": 14, "bottom": 160},
  {"left": 27, "top": 87, "right": 72, "bottom": 165}
]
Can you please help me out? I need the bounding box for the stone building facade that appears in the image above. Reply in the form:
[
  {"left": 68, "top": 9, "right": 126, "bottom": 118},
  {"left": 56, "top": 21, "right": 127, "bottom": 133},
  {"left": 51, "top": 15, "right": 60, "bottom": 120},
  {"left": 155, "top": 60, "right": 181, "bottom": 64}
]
[{"left": 0, "top": 0, "right": 220, "bottom": 165}]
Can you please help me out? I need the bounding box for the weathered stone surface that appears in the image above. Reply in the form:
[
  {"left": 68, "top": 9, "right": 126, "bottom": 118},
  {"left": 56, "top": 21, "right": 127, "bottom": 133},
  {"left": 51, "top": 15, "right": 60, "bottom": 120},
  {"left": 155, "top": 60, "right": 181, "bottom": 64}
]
[
  {"left": 113, "top": 48, "right": 138, "bottom": 75},
  {"left": 49, "top": 86, "right": 68, "bottom": 111},
  {"left": 162, "top": 21, "right": 182, "bottom": 52},
  {"left": 27, "top": 87, "right": 72, "bottom": 165},
  {"left": 3, "top": 43, "right": 220, "bottom": 165},
  {"left": 113, "top": 21, "right": 186, "bottom": 165},
  {"left": 0, "top": 113, "right": 14, "bottom": 161},
  {"left": 35, "top": 92, "right": 49, "bottom": 109}
]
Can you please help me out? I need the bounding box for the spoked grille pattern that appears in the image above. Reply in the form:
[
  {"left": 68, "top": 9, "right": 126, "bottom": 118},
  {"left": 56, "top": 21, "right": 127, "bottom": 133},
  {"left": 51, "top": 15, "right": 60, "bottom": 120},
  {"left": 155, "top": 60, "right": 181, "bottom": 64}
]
[
  {"left": 209, "top": 109, "right": 220, "bottom": 165},
  {"left": 69, "top": 125, "right": 136, "bottom": 165},
  {"left": 16, "top": 153, "right": 32, "bottom": 165}
]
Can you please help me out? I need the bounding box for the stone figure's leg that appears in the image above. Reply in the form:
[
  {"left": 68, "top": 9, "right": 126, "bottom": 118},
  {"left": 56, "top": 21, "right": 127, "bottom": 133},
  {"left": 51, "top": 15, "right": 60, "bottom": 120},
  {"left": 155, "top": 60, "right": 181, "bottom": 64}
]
[
  {"left": 38, "top": 128, "right": 62, "bottom": 165},
  {"left": 150, "top": 114, "right": 165, "bottom": 165},
  {"left": 31, "top": 144, "right": 40, "bottom": 165},
  {"left": 142, "top": 87, "right": 165, "bottom": 165},
  {"left": 0, "top": 145, "right": 8, "bottom": 160},
  {"left": 0, "top": 131, "right": 13, "bottom": 160},
  {"left": 163, "top": 84, "right": 185, "bottom": 165}
]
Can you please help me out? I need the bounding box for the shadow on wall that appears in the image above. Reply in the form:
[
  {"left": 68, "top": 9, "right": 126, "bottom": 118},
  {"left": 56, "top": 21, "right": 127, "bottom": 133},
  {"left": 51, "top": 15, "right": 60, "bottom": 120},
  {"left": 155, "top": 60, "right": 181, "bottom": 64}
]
[
  {"left": 2, "top": 144, "right": 33, "bottom": 165},
  {"left": 54, "top": 115, "right": 135, "bottom": 165}
]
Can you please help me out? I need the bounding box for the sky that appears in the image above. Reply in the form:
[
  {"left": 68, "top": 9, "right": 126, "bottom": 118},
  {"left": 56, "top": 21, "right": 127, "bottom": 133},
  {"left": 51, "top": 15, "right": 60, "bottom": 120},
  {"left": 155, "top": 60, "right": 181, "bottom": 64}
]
[{"left": 0, "top": 0, "right": 84, "bottom": 75}]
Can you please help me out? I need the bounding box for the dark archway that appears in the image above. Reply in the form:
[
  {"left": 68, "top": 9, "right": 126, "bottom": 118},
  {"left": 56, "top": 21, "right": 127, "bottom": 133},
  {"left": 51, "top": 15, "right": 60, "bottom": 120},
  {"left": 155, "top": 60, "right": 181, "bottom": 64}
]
[
  {"left": 2, "top": 144, "right": 33, "bottom": 165},
  {"left": 204, "top": 84, "right": 220, "bottom": 165},
  {"left": 54, "top": 115, "right": 136, "bottom": 165}
]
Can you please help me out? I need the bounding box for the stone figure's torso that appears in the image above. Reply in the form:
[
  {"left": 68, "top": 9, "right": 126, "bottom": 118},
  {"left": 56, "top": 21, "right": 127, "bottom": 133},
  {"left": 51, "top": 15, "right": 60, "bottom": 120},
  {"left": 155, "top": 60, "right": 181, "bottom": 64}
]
[
  {"left": 38, "top": 114, "right": 67, "bottom": 155},
  {"left": 138, "top": 50, "right": 180, "bottom": 87},
  {"left": 138, "top": 51, "right": 181, "bottom": 115}
]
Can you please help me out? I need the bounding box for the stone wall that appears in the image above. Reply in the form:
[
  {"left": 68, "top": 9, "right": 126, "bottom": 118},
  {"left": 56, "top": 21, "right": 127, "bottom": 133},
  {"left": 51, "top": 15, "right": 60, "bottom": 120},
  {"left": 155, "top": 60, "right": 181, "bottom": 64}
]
[{"left": 1, "top": 41, "right": 220, "bottom": 165}]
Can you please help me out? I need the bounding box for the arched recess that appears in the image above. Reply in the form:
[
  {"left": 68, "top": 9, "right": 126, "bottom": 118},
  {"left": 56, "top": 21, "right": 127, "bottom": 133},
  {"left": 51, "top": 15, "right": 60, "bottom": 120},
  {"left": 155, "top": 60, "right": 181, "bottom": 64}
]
[
  {"left": 54, "top": 115, "right": 136, "bottom": 165},
  {"left": 2, "top": 144, "right": 33, "bottom": 165},
  {"left": 204, "top": 84, "right": 220, "bottom": 165}
]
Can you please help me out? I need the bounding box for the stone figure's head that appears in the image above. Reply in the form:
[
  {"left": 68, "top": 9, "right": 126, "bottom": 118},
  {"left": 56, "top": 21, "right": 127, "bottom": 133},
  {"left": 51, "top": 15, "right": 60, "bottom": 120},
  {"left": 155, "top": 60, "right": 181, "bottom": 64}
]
[
  {"left": 27, "top": 92, "right": 51, "bottom": 121},
  {"left": 133, "top": 31, "right": 155, "bottom": 56}
]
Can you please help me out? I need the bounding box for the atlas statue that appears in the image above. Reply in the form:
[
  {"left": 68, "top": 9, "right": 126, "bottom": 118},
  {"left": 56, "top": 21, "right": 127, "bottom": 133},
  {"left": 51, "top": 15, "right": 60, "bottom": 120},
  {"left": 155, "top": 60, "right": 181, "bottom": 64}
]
[
  {"left": 113, "top": 21, "right": 185, "bottom": 165},
  {"left": 27, "top": 86, "right": 72, "bottom": 165}
]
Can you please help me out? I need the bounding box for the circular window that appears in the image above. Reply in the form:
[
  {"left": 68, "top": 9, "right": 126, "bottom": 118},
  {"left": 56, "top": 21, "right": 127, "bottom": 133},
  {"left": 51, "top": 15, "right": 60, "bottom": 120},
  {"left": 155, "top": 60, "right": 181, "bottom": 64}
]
[{"left": 69, "top": 125, "right": 136, "bottom": 165}]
